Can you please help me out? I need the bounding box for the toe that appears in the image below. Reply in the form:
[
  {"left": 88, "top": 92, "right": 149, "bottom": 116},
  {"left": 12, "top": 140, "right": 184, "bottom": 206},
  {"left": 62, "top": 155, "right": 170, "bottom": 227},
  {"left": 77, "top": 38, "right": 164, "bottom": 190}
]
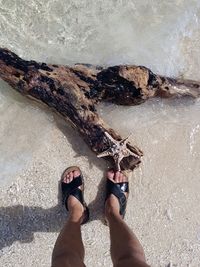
[
  {"left": 120, "top": 172, "right": 127, "bottom": 182},
  {"left": 115, "top": 171, "right": 120, "bottom": 182},
  {"left": 63, "top": 175, "right": 68, "bottom": 183},
  {"left": 69, "top": 171, "right": 73, "bottom": 182},
  {"left": 107, "top": 169, "right": 114, "bottom": 180},
  {"left": 119, "top": 172, "right": 124, "bottom": 182},
  {"left": 63, "top": 172, "right": 70, "bottom": 183},
  {"left": 123, "top": 173, "right": 128, "bottom": 182},
  {"left": 73, "top": 170, "right": 80, "bottom": 178}
]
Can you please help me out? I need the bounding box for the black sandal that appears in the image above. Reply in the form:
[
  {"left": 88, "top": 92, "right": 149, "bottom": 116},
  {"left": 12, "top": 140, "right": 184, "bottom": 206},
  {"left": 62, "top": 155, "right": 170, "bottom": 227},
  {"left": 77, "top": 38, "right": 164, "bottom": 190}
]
[
  {"left": 61, "top": 166, "right": 90, "bottom": 225},
  {"left": 105, "top": 176, "right": 129, "bottom": 219}
]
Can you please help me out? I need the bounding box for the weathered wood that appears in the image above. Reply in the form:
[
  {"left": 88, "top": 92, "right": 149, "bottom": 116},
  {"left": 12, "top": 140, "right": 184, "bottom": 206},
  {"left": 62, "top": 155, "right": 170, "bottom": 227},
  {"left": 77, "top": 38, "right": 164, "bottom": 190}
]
[{"left": 0, "top": 48, "right": 199, "bottom": 171}]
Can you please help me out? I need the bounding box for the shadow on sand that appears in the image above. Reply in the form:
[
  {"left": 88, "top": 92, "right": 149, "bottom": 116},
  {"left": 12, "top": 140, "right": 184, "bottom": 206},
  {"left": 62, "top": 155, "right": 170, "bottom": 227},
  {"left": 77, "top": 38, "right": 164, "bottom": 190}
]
[{"left": 0, "top": 174, "right": 107, "bottom": 251}]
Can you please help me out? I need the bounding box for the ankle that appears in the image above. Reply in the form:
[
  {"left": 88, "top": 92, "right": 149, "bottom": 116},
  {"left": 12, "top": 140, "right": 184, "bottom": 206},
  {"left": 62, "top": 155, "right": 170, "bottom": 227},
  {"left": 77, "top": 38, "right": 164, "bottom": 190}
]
[
  {"left": 105, "top": 205, "right": 121, "bottom": 220},
  {"left": 105, "top": 195, "right": 120, "bottom": 217},
  {"left": 68, "top": 196, "right": 84, "bottom": 212},
  {"left": 68, "top": 210, "right": 83, "bottom": 223},
  {"left": 105, "top": 211, "right": 122, "bottom": 226},
  {"left": 68, "top": 203, "right": 84, "bottom": 222}
]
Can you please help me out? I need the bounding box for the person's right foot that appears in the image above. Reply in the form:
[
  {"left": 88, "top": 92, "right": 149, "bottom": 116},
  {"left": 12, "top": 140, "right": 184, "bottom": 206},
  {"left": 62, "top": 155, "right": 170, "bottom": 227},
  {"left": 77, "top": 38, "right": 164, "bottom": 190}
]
[
  {"left": 63, "top": 169, "right": 84, "bottom": 217},
  {"left": 105, "top": 170, "right": 129, "bottom": 218},
  {"left": 61, "top": 167, "right": 90, "bottom": 224}
]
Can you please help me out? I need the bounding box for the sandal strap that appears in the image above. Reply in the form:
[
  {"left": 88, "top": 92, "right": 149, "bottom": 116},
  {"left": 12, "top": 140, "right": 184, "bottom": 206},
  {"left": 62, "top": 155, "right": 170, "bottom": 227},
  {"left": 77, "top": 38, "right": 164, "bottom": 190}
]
[{"left": 106, "top": 179, "right": 129, "bottom": 217}]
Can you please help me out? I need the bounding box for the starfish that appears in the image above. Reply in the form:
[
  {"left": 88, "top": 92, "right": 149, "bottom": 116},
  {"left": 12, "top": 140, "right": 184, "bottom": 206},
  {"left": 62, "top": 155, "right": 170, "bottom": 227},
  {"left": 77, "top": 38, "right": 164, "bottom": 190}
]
[{"left": 97, "top": 132, "right": 140, "bottom": 171}]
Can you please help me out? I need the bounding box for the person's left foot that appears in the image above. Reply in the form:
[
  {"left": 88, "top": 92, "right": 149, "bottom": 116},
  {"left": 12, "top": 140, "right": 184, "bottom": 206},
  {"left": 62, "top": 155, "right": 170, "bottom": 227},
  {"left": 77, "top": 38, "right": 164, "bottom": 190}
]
[
  {"left": 105, "top": 170, "right": 129, "bottom": 220},
  {"left": 62, "top": 169, "right": 85, "bottom": 222}
]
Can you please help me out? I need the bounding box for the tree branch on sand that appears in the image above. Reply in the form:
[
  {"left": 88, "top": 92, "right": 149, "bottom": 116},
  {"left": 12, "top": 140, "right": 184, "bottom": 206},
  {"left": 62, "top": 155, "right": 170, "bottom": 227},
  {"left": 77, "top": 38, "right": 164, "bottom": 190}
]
[{"left": 0, "top": 48, "right": 199, "bottom": 171}]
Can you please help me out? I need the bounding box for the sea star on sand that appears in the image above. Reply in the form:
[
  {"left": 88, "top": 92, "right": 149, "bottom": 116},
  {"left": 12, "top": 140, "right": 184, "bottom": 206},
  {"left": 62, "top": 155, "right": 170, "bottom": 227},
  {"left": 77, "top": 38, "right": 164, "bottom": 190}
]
[{"left": 97, "top": 132, "right": 140, "bottom": 171}]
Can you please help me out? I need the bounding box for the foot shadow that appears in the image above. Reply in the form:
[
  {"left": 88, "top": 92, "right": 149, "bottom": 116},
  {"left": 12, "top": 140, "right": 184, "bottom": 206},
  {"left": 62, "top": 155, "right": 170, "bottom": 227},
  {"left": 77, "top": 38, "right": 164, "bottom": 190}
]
[
  {"left": 0, "top": 182, "right": 67, "bottom": 251},
  {"left": 0, "top": 175, "right": 108, "bottom": 251}
]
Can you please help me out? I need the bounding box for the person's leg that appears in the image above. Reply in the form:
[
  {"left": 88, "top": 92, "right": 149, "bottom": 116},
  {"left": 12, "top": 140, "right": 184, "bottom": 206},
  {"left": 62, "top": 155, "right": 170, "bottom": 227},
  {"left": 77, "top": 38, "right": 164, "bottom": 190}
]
[
  {"left": 105, "top": 170, "right": 150, "bottom": 267},
  {"left": 52, "top": 170, "right": 86, "bottom": 267}
]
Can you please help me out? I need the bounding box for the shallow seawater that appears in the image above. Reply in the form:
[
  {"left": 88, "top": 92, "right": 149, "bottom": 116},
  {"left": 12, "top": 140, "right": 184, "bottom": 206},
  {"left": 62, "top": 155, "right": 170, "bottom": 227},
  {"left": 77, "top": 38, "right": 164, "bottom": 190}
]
[{"left": 0, "top": 82, "right": 55, "bottom": 186}]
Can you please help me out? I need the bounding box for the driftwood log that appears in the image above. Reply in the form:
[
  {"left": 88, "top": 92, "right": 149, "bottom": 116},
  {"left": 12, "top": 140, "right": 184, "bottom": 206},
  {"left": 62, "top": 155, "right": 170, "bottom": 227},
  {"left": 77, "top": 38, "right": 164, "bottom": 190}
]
[{"left": 0, "top": 48, "right": 200, "bottom": 171}]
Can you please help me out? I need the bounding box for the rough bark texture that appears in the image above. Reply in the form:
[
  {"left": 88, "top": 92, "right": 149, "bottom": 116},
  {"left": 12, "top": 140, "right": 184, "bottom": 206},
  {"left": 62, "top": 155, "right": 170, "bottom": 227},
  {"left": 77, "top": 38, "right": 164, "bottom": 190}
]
[{"left": 0, "top": 48, "right": 200, "bottom": 171}]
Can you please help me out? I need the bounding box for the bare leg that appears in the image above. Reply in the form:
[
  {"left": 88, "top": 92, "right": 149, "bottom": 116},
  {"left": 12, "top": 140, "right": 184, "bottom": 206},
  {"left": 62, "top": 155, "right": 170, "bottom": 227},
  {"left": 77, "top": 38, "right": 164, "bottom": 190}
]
[
  {"left": 52, "top": 170, "right": 86, "bottom": 267},
  {"left": 105, "top": 170, "right": 150, "bottom": 267}
]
